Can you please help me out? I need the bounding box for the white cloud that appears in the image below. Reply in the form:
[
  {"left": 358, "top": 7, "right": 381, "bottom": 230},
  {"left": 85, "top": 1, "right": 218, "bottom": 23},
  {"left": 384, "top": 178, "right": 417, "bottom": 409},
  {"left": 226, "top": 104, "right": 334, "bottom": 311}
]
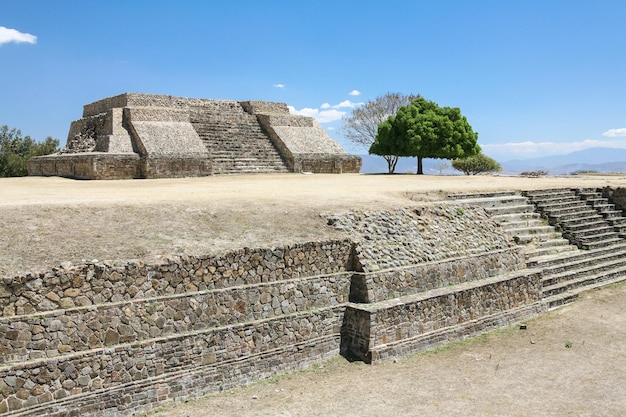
[
  {"left": 602, "top": 128, "right": 626, "bottom": 137},
  {"left": 288, "top": 106, "right": 346, "bottom": 123},
  {"left": 273, "top": 83, "right": 285, "bottom": 88},
  {"left": 348, "top": 90, "right": 361, "bottom": 96},
  {"left": 287, "top": 99, "right": 363, "bottom": 124},
  {"left": 333, "top": 100, "right": 362, "bottom": 109},
  {"left": 482, "top": 139, "right": 626, "bottom": 159},
  {"left": 0, "top": 26, "right": 37, "bottom": 45}
]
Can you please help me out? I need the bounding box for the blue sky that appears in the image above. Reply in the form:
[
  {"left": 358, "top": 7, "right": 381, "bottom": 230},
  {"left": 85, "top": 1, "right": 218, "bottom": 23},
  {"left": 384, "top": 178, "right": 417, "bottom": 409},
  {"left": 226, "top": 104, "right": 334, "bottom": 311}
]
[{"left": 2, "top": 0, "right": 625, "bottom": 161}]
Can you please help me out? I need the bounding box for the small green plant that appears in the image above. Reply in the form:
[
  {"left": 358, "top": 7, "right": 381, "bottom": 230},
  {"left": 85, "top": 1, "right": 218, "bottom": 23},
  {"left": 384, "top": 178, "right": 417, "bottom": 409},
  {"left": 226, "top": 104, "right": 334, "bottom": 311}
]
[
  {"left": 456, "top": 207, "right": 464, "bottom": 216},
  {"left": 565, "top": 341, "right": 573, "bottom": 348}
]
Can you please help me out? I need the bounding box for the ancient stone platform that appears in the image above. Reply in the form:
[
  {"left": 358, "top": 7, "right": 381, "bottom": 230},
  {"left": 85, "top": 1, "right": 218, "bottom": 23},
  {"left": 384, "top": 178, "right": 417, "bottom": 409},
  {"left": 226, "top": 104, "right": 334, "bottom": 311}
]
[
  {"left": 27, "top": 93, "right": 361, "bottom": 179},
  {"left": 2, "top": 187, "right": 626, "bottom": 416}
]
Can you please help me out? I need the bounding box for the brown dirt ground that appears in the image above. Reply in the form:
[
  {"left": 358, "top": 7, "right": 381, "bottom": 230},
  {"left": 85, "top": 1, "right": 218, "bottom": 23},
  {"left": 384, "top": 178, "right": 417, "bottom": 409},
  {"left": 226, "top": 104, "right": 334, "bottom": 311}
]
[
  {"left": 2, "top": 173, "right": 626, "bottom": 416},
  {"left": 2, "top": 173, "right": 626, "bottom": 275}
]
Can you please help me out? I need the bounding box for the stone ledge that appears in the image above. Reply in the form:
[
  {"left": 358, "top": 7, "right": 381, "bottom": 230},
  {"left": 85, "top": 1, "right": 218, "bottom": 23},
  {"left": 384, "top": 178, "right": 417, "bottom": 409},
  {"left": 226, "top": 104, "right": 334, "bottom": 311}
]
[
  {"left": 368, "top": 302, "right": 546, "bottom": 363},
  {"left": 341, "top": 269, "right": 542, "bottom": 363},
  {"left": 26, "top": 153, "right": 140, "bottom": 180}
]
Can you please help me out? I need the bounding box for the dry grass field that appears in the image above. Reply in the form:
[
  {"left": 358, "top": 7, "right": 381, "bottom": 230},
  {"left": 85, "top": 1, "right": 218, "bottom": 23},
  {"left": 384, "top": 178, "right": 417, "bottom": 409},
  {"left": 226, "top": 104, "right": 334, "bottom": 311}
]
[{"left": 2, "top": 173, "right": 626, "bottom": 416}]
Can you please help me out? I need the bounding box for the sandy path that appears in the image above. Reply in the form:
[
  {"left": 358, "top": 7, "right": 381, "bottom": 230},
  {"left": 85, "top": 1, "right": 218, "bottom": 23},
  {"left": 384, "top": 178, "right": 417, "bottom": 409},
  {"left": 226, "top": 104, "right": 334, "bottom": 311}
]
[{"left": 2, "top": 173, "right": 626, "bottom": 207}]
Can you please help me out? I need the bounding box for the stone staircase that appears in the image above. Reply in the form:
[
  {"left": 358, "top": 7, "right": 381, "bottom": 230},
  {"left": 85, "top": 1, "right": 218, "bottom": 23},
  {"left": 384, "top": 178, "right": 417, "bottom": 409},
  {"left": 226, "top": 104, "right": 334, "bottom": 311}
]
[
  {"left": 575, "top": 188, "right": 626, "bottom": 238},
  {"left": 189, "top": 102, "right": 289, "bottom": 174},
  {"left": 523, "top": 188, "right": 623, "bottom": 249},
  {"left": 450, "top": 190, "right": 626, "bottom": 309},
  {"left": 527, "top": 243, "right": 626, "bottom": 308},
  {"left": 449, "top": 191, "right": 575, "bottom": 259}
]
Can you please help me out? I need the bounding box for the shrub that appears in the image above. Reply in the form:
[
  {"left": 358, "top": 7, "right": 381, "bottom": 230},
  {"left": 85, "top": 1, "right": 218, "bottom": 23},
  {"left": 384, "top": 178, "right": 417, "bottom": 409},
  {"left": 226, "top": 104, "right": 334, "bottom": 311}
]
[
  {"left": 520, "top": 170, "right": 548, "bottom": 177},
  {"left": 451, "top": 153, "right": 502, "bottom": 175}
]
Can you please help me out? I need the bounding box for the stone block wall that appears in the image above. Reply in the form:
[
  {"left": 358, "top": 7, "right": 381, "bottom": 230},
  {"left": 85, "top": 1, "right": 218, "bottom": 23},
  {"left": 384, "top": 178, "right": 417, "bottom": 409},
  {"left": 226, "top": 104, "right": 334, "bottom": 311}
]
[
  {"left": 329, "top": 206, "right": 542, "bottom": 363},
  {"left": 0, "top": 205, "right": 553, "bottom": 415},
  {"left": 26, "top": 154, "right": 141, "bottom": 180},
  {"left": 342, "top": 271, "right": 544, "bottom": 363},
  {"left": 349, "top": 249, "right": 526, "bottom": 303},
  {"left": 602, "top": 186, "right": 626, "bottom": 212},
  {"left": 0, "top": 241, "right": 353, "bottom": 415},
  {"left": 255, "top": 113, "right": 361, "bottom": 173}
]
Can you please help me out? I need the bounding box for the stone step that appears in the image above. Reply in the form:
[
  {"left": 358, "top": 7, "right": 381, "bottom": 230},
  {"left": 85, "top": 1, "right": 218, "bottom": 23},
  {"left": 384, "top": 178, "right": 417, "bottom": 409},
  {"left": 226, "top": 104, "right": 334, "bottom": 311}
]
[
  {"left": 591, "top": 202, "right": 617, "bottom": 212},
  {"left": 451, "top": 196, "right": 527, "bottom": 209},
  {"left": 542, "top": 255, "right": 626, "bottom": 289},
  {"left": 542, "top": 274, "right": 626, "bottom": 310},
  {"left": 600, "top": 209, "right": 624, "bottom": 219},
  {"left": 524, "top": 243, "right": 578, "bottom": 259},
  {"left": 211, "top": 155, "right": 285, "bottom": 162},
  {"left": 548, "top": 209, "right": 599, "bottom": 223},
  {"left": 523, "top": 188, "right": 573, "bottom": 198},
  {"left": 581, "top": 236, "right": 624, "bottom": 250},
  {"left": 566, "top": 226, "right": 618, "bottom": 240},
  {"left": 534, "top": 197, "right": 581, "bottom": 209},
  {"left": 485, "top": 204, "right": 535, "bottom": 216},
  {"left": 498, "top": 219, "right": 545, "bottom": 230},
  {"left": 491, "top": 212, "right": 541, "bottom": 223},
  {"left": 541, "top": 246, "right": 626, "bottom": 277},
  {"left": 447, "top": 191, "right": 517, "bottom": 200},
  {"left": 527, "top": 243, "right": 626, "bottom": 269},
  {"left": 513, "top": 232, "right": 559, "bottom": 245},
  {"left": 565, "top": 219, "right": 609, "bottom": 232},
  {"left": 543, "top": 205, "right": 596, "bottom": 218},
  {"left": 504, "top": 225, "right": 556, "bottom": 237},
  {"left": 542, "top": 264, "right": 626, "bottom": 300}
]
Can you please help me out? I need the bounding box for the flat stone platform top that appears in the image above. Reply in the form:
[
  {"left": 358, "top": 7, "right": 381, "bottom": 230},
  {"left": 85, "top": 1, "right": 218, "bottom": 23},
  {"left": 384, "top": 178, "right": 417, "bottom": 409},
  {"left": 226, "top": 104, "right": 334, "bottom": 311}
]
[{"left": 81, "top": 93, "right": 291, "bottom": 117}]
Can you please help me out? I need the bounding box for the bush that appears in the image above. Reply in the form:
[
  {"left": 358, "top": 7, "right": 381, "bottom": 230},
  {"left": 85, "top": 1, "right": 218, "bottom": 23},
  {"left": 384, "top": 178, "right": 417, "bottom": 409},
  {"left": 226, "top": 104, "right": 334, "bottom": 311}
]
[
  {"left": 520, "top": 170, "right": 548, "bottom": 177},
  {"left": 451, "top": 153, "right": 502, "bottom": 175},
  {"left": 0, "top": 125, "right": 59, "bottom": 177},
  {"left": 570, "top": 170, "right": 599, "bottom": 176}
]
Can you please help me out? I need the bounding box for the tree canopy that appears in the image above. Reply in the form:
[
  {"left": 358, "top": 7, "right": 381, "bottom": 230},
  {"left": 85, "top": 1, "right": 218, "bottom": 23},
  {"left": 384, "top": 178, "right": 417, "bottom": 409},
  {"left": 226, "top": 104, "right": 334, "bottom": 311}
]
[
  {"left": 370, "top": 97, "right": 480, "bottom": 174},
  {"left": 341, "top": 92, "right": 420, "bottom": 173},
  {"left": 0, "top": 125, "right": 59, "bottom": 177},
  {"left": 451, "top": 153, "right": 502, "bottom": 175}
]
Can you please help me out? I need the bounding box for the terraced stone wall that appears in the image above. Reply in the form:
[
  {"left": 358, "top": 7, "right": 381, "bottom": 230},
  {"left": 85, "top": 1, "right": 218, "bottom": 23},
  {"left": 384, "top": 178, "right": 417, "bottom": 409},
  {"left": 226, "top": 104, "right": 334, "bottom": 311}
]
[
  {"left": 0, "top": 241, "right": 353, "bottom": 415},
  {"left": 0, "top": 204, "right": 550, "bottom": 416}
]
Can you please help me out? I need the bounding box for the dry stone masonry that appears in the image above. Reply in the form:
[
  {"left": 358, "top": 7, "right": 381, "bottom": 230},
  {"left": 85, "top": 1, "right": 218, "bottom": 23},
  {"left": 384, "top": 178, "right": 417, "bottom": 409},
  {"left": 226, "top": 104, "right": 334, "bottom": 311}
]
[
  {"left": 2, "top": 188, "right": 626, "bottom": 416},
  {"left": 27, "top": 93, "right": 361, "bottom": 179}
]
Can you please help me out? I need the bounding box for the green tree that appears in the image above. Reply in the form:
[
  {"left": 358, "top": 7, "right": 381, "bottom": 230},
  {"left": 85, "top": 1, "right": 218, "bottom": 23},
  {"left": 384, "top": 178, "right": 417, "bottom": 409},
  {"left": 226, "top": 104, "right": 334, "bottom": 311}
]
[
  {"left": 0, "top": 125, "right": 59, "bottom": 177},
  {"left": 451, "top": 153, "right": 502, "bottom": 175},
  {"left": 370, "top": 97, "right": 480, "bottom": 174},
  {"left": 342, "top": 92, "right": 420, "bottom": 173}
]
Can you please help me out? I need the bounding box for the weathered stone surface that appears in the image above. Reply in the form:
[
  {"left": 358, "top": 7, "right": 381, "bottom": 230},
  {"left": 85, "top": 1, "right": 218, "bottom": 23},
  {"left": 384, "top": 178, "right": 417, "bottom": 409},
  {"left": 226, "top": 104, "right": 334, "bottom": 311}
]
[
  {"left": 4, "top": 197, "right": 614, "bottom": 417},
  {"left": 27, "top": 93, "right": 361, "bottom": 179}
]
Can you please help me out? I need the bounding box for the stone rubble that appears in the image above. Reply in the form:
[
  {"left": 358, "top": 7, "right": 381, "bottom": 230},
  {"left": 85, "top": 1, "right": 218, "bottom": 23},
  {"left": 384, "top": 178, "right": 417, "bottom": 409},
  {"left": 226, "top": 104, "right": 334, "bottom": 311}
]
[{"left": 325, "top": 205, "right": 515, "bottom": 272}]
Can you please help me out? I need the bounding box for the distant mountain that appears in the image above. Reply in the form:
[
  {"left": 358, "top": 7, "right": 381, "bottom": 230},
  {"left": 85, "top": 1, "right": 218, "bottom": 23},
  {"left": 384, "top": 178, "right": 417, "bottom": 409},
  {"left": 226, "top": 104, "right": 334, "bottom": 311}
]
[
  {"left": 359, "top": 155, "right": 460, "bottom": 175},
  {"left": 499, "top": 148, "right": 626, "bottom": 175},
  {"left": 359, "top": 148, "right": 626, "bottom": 175}
]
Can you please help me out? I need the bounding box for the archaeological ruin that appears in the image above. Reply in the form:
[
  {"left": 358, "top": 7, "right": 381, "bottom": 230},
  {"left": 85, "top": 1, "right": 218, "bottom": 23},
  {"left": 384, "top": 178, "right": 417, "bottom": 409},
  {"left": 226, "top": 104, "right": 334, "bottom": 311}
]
[
  {"left": 2, "top": 186, "right": 626, "bottom": 416},
  {"left": 27, "top": 93, "right": 362, "bottom": 179}
]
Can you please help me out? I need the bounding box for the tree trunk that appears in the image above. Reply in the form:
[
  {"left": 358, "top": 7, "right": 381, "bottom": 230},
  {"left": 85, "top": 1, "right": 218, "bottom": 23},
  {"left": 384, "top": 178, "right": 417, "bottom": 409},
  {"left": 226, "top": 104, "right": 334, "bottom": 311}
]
[
  {"left": 384, "top": 155, "right": 399, "bottom": 174},
  {"left": 416, "top": 156, "right": 424, "bottom": 175}
]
